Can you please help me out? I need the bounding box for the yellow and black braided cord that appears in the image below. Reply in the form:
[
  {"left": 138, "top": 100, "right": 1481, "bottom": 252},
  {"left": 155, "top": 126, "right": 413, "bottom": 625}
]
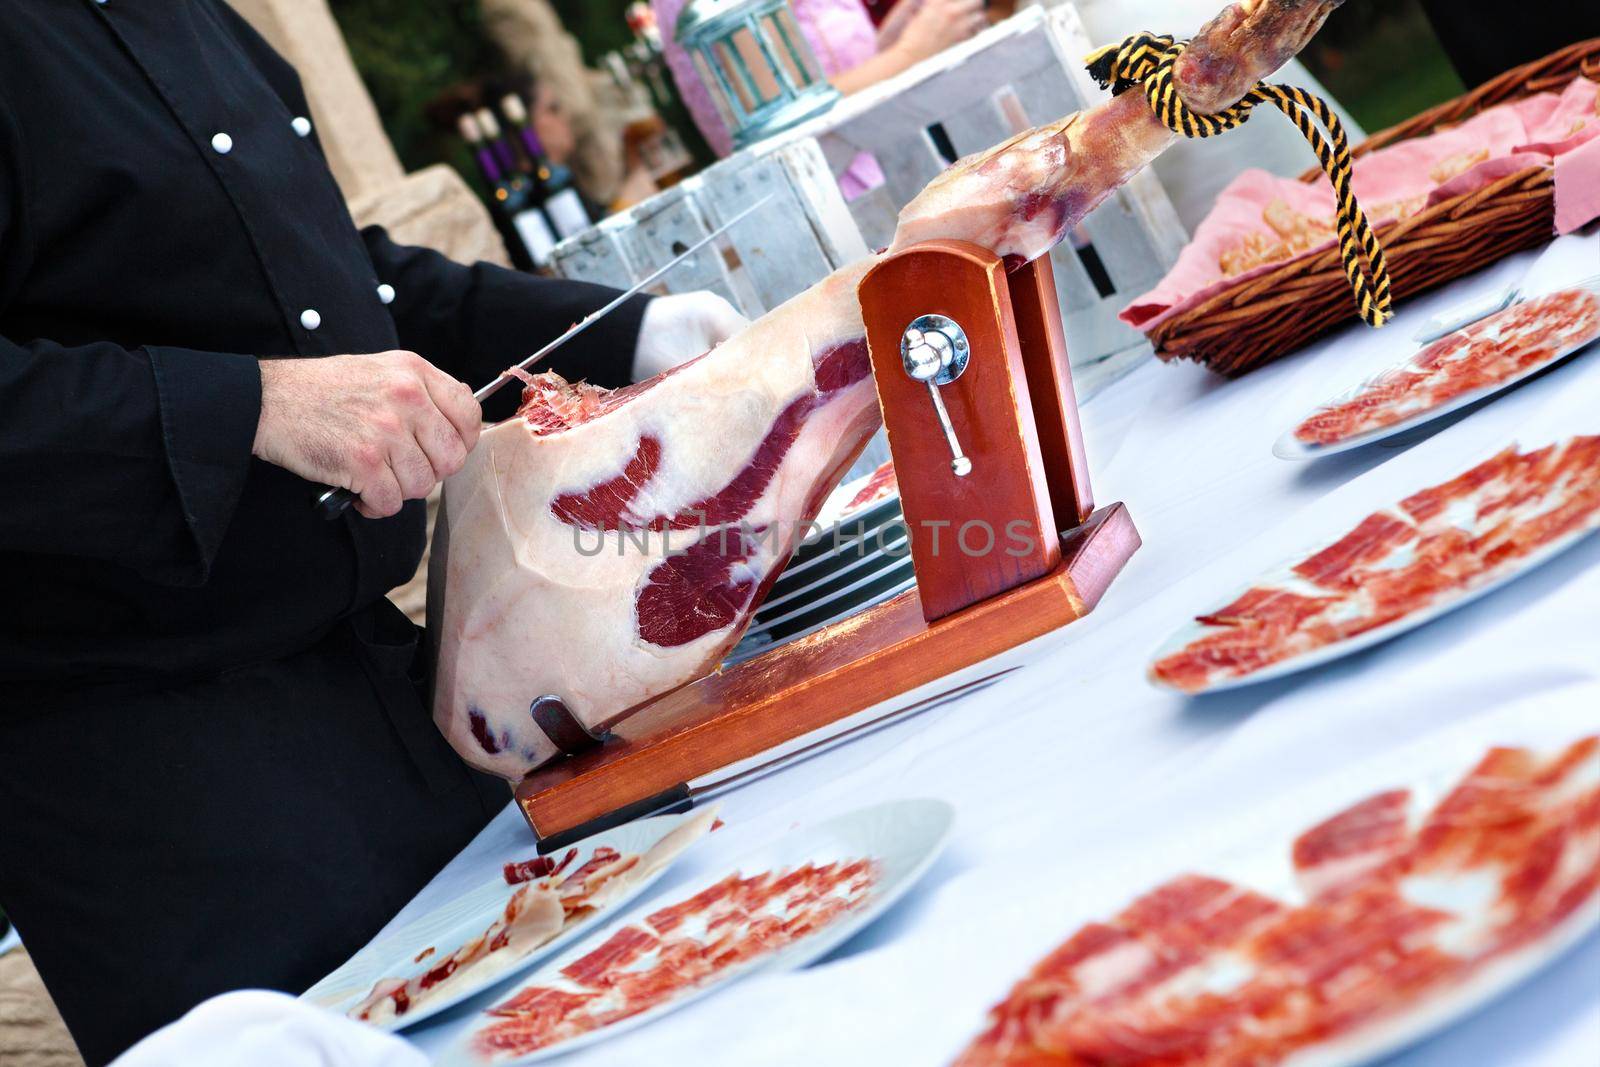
[{"left": 1087, "top": 33, "right": 1393, "bottom": 328}]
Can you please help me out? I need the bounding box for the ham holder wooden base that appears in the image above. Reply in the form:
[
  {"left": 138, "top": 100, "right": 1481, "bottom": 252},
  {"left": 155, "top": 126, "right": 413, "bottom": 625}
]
[{"left": 515, "top": 242, "right": 1140, "bottom": 849}]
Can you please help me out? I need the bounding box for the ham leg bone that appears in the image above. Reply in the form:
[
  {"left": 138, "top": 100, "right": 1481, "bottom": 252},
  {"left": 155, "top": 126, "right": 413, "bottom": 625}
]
[{"left": 429, "top": 0, "right": 1344, "bottom": 780}]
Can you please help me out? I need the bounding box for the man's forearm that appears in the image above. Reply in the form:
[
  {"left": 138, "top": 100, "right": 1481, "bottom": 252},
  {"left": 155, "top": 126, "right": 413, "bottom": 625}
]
[{"left": 362, "top": 226, "right": 649, "bottom": 421}]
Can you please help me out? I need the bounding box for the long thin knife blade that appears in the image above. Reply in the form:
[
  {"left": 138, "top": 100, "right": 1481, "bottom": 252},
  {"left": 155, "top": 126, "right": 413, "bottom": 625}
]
[
  {"left": 473, "top": 195, "right": 771, "bottom": 404},
  {"left": 314, "top": 195, "right": 771, "bottom": 519}
]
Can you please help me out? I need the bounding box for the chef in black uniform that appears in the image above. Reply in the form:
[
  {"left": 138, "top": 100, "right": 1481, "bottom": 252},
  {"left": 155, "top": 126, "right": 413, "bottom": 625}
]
[{"left": 0, "top": 3, "right": 743, "bottom": 1063}]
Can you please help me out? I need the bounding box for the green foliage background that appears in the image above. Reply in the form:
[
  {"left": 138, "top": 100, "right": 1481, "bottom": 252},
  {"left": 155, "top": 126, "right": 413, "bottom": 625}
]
[
  {"left": 330, "top": 1, "right": 493, "bottom": 175},
  {"left": 549, "top": 0, "right": 637, "bottom": 64},
  {"left": 1297, "top": 0, "right": 1465, "bottom": 133},
  {"left": 328, "top": 0, "right": 1463, "bottom": 189},
  {"left": 329, "top": 0, "right": 636, "bottom": 179}
]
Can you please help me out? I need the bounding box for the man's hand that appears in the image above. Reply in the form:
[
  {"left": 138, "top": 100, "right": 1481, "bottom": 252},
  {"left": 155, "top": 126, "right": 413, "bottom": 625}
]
[
  {"left": 631, "top": 291, "right": 748, "bottom": 382},
  {"left": 253, "top": 352, "right": 481, "bottom": 519}
]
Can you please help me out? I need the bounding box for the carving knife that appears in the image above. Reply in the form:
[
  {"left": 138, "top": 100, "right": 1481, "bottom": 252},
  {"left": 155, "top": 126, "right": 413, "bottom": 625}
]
[{"left": 313, "top": 195, "right": 771, "bottom": 520}]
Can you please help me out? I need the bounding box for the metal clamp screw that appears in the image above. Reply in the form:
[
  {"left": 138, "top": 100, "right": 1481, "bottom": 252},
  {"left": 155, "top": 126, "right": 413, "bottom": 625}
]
[{"left": 901, "top": 315, "right": 972, "bottom": 477}]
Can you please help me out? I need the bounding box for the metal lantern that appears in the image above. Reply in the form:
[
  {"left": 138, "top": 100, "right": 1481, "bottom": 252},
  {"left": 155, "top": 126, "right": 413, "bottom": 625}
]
[{"left": 676, "top": 0, "right": 841, "bottom": 149}]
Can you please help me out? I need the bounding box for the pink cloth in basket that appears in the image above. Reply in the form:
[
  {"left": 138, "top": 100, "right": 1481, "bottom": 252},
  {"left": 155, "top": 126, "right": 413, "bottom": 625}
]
[
  {"left": 1556, "top": 136, "right": 1600, "bottom": 235},
  {"left": 1123, "top": 76, "right": 1600, "bottom": 332}
]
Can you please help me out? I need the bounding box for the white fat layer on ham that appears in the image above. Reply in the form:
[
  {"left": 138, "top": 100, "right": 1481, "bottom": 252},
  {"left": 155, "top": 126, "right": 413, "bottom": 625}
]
[
  {"left": 573, "top": 807, "right": 721, "bottom": 914},
  {"left": 1157, "top": 950, "right": 1260, "bottom": 1000},
  {"left": 1401, "top": 870, "right": 1501, "bottom": 957},
  {"left": 1301, "top": 851, "right": 1391, "bottom": 901},
  {"left": 1074, "top": 939, "right": 1160, "bottom": 999},
  {"left": 431, "top": 265, "right": 878, "bottom": 777}
]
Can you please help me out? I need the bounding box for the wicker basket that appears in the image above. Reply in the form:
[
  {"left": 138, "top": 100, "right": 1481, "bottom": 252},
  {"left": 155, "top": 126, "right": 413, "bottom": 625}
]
[{"left": 1149, "top": 38, "right": 1600, "bottom": 377}]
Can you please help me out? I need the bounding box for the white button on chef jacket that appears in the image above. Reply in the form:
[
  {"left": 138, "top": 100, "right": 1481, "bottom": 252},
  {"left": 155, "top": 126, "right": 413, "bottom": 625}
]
[
  {"left": 291, "top": 116, "right": 313, "bottom": 138},
  {"left": 300, "top": 309, "right": 321, "bottom": 331},
  {"left": 211, "top": 132, "right": 233, "bottom": 155},
  {"left": 376, "top": 284, "right": 396, "bottom": 305}
]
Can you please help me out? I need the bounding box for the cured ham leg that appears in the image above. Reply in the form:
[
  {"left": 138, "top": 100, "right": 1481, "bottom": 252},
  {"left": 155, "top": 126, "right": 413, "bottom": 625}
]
[
  {"left": 431, "top": 0, "right": 1344, "bottom": 780},
  {"left": 431, "top": 266, "right": 879, "bottom": 778}
]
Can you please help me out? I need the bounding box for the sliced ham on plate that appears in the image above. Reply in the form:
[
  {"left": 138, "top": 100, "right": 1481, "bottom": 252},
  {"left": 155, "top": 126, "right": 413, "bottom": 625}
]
[
  {"left": 442, "top": 797, "right": 954, "bottom": 1065},
  {"left": 1151, "top": 436, "right": 1600, "bottom": 694},
  {"left": 469, "top": 860, "right": 881, "bottom": 1061},
  {"left": 1281, "top": 285, "right": 1600, "bottom": 457},
  {"left": 328, "top": 809, "right": 719, "bottom": 1030},
  {"left": 952, "top": 735, "right": 1600, "bottom": 1067}
]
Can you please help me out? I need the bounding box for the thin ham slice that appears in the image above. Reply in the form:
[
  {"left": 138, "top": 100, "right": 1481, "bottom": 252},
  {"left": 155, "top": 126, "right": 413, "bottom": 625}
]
[
  {"left": 351, "top": 882, "right": 566, "bottom": 1024},
  {"left": 1293, "top": 788, "right": 1415, "bottom": 899}
]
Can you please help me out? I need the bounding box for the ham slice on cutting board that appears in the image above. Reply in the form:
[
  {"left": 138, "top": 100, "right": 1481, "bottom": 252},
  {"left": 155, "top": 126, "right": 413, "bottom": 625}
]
[{"left": 430, "top": 0, "right": 1348, "bottom": 780}]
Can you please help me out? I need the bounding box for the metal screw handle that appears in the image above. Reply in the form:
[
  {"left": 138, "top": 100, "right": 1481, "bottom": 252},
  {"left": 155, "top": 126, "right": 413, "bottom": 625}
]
[
  {"left": 901, "top": 315, "right": 973, "bottom": 478},
  {"left": 923, "top": 382, "right": 972, "bottom": 477}
]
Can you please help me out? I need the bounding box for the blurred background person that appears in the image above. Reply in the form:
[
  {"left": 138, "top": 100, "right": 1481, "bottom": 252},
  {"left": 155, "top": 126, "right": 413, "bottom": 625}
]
[
  {"left": 653, "top": 0, "right": 989, "bottom": 196},
  {"left": 482, "top": 0, "right": 631, "bottom": 209}
]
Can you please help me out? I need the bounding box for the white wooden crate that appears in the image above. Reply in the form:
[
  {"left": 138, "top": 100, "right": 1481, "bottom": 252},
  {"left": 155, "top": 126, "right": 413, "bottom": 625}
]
[{"left": 550, "top": 2, "right": 1186, "bottom": 394}]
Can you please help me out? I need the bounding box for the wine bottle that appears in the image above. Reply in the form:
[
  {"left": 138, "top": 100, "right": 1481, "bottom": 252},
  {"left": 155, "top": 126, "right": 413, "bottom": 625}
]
[
  {"left": 475, "top": 107, "right": 520, "bottom": 177},
  {"left": 458, "top": 112, "right": 558, "bottom": 271},
  {"left": 617, "top": 12, "right": 717, "bottom": 174},
  {"left": 625, "top": 2, "right": 661, "bottom": 49},
  {"left": 500, "top": 93, "right": 593, "bottom": 240},
  {"left": 457, "top": 112, "right": 503, "bottom": 187}
]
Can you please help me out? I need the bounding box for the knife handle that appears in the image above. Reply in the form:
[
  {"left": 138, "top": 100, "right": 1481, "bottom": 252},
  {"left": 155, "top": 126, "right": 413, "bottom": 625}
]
[{"left": 314, "top": 486, "right": 357, "bottom": 520}]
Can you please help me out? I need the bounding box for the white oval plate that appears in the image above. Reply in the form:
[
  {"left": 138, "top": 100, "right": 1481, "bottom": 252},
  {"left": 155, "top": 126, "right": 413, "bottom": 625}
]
[
  {"left": 1148, "top": 491, "right": 1600, "bottom": 697},
  {"left": 439, "top": 797, "right": 955, "bottom": 1065},
  {"left": 299, "top": 809, "right": 715, "bottom": 1031},
  {"left": 1275, "top": 287, "right": 1600, "bottom": 461}
]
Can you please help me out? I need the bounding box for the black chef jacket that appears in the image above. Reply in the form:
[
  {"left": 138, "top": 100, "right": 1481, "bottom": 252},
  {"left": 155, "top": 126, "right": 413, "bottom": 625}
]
[{"left": 0, "top": 3, "right": 649, "bottom": 1062}]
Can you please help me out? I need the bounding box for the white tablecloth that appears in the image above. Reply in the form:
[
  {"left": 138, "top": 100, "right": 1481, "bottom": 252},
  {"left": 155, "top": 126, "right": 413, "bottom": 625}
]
[{"left": 383, "top": 241, "right": 1600, "bottom": 1065}]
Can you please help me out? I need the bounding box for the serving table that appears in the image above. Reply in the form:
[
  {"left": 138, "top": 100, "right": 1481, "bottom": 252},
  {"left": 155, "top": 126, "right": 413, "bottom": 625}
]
[{"left": 374, "top": 240, "right": 1600, "bottom": 1066}]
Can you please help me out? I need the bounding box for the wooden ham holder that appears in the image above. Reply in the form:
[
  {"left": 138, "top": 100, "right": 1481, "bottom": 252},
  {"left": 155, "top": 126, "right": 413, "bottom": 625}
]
[{"left": 515, "top": 241, "right": 1140, "bottom": 848}]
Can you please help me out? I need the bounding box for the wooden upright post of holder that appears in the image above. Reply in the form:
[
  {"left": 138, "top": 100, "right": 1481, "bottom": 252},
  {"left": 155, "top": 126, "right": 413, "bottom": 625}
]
[{"left": 515, "top": 242, "right": 1140, "bottom": 849}]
